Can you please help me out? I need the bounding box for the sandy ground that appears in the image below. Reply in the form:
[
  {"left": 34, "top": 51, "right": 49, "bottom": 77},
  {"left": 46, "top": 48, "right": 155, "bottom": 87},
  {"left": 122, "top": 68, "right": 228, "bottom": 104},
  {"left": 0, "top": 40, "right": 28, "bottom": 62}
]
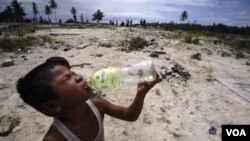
[{"left": 0, "top": 27, "right": 250, "bottom": 141}]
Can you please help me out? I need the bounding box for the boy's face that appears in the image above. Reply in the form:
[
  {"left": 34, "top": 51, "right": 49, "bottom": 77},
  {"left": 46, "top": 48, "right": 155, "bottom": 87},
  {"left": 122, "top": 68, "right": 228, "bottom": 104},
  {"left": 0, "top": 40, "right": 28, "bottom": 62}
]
[{"left": 49, "top": 65, "right": 92, "bottom": 109}]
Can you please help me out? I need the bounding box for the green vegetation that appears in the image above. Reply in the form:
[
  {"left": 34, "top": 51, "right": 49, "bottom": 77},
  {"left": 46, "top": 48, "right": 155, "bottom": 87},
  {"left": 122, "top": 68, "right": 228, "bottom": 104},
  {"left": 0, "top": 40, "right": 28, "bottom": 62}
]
[
  {"left": 180, "top": 11, "right": 188, "bottom": 22},
  {"left": 92, "top": 9, "right": 104, "bottom": 23},
  {"left": 162, "top": 22, "right": 250, "bottom": 36},
  {"left": 71, "top": 7, "right": 77, "bottom": 23},
  {"left": 0, "top": 35, "right": 52, "bottom": 52},
  {"left": 184, "top": 36, "right": 200, "bottom": 45},
  {"left": 49, "top": 0, "right": 58, "bottom": 23},
  {"left": 0, "top": 0, "right": 26, "bottom": 22},
  {"left": 120, "top": 37, "right": 148, "bottom": 51},
  {"left": 0, "top": 24, "right": 37, "bottom": 35},
  {"left": 45, "top": 5, "right": 52, "bottom": 23},
  {"left": 32, "top": 2, "right": 39, "bottom": 24}
]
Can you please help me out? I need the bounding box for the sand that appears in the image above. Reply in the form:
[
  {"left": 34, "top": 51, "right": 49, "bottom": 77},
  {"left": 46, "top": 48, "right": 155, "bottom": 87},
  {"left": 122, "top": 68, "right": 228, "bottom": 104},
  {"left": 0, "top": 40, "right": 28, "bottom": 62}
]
[{"left": 0, "top": 27, "right": 250, "bottom": 141}]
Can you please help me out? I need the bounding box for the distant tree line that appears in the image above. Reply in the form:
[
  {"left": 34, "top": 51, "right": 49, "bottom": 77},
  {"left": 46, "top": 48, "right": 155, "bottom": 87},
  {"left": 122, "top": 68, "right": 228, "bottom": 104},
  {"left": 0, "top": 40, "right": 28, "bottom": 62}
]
[
  {"left": 0, "top": 1, "right": 249, "bottom": 36},
  {"left": 161, "top": 22, "right": 250, "bottom": 36},
  {"left": 0, "top": 0, "right": 26, "bottom": 22}
]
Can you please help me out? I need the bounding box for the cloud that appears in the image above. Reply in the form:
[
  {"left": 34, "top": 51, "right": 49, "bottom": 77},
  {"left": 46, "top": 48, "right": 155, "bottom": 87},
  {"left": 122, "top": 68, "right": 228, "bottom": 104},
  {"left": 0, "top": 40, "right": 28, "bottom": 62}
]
[
  {"left": 220, "top": 0, "right": 242, "bottom": 8},
  {"left": 0, "top": 0, "right": 249, "bottom": 26}
]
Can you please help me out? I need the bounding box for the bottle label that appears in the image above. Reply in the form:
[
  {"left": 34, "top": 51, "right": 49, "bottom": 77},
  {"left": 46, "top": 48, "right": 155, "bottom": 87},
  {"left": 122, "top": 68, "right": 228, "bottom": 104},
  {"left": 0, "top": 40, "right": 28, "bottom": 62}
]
[{"left": 91, "top": 67, "right": 116, "bottom": 90}]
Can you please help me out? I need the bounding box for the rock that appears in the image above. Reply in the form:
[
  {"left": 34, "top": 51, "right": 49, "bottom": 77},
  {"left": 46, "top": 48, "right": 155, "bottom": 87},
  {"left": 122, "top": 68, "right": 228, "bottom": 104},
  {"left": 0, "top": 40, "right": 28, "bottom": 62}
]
[
  {"left": 208, "top": 126, "right": 217, "bottom": 135},
  {"left": 95, "top": 54, "right": 103, "bottom": 57},
  {"left": 0, "top": 115, "right": 20, "bottom": 136},
  {"left": 165, "top": 66, "right": 174, "bottom": 75},
  {"left": 16, "top": 99, "right": 25, "bottom": 108},
  {"left": 63, "top": 46, "right": 71, "bottom": 52},
  {"left": 172, "top": 63, "right": 191, "bottom": 80},
  {"left": 1, "top": 59, "right": 14, "bottom": 67},
  {"left": 191, "top": 53, "right": 202, "bottom": 60},
  {"left": 236, "top": 52, "right": 245, "bottom": 59},
  {"left": 206, "top": 75, "right": 215, "bottom": 82},
  {"left": 89, "top": 37, "right": 98, "bottom": 42},
  {"left": 71, "top": 63, "right": 91, "bottom": 68},
  {"left": 0, "top": 84, "right": 9, "bottom": 90},
  {"left": 149, "top": 52, "right": 159, "bottom": 58},
  {"left": 171, "top": 72, "right": 177, "bottom": 77},
  {"left": 55, "top": 41, "right": 61, "bottom": 44},
  {"left": 142, "top": 50, "right": 152, "bottom": 53},
  {"left": 201, "top": 48, "right": 213, "bottom": 55},
  {"left": 155, "top": 88, "right": 161, "bottom": 95},
  {"left": 221, "top": 51, "right": 231, "bottom": 57},
  {"left": 143, "top": 117, "right": 152, "bottom": 125},
  {"left": 99, "top": 39, "right": 112, "bottom": 47},
  {"left": 76, "top": 44, "right": 90, "bottom": 49},
  {"left": 27, "top": 50, "right": 33, "bottom": 54},
  {"left": 246, "top": 62, "right": 250, "bottom": 66},
  {"left": 50, "top": 45, "right": 59, "bottom": 50},
  {"left": 9, "top": 55, "right": 17, "bottom": 59},
  {"left": 165, "top": 57, "right": 170, "bottom": 60},
  {"left": 153, "top": 51, "right": 166, "bottom": 54},
  {"left": 160, "top": 70, "right": 167, "bottom": 79},
  {"left": 149, "top": 39, "right": 155, "bottom": 45}
]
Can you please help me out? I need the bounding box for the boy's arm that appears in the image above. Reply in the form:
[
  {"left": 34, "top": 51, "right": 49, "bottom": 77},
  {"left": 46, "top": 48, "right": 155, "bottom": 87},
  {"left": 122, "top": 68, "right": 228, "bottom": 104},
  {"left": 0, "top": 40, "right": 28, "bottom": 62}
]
[{"left": 99, "top": 73, "right": 161, "bottom": 121}]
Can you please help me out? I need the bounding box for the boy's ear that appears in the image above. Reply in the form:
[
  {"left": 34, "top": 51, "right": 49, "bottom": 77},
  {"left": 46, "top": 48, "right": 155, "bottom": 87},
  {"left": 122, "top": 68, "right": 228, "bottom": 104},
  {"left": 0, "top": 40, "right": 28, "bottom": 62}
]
[{"left": 41, "top": 100, "right": 62, "bottom": 116}]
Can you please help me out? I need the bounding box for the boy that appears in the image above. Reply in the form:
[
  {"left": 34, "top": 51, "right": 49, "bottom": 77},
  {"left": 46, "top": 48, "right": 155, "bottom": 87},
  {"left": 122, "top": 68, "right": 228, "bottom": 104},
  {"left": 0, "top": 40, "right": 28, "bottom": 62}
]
[{"left": 16, "top": 57, "right": 161, "bottom": 141}]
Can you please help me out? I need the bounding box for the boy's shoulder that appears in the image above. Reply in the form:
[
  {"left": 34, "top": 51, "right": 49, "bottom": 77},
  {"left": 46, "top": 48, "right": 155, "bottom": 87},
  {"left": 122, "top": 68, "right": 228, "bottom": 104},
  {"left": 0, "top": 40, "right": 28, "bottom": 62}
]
[
  {"left": 43, "top": 126, "right": 67, "bottom": 141},
  {"left": 88, "top": 96, "right": 107, "bottom": 114}
]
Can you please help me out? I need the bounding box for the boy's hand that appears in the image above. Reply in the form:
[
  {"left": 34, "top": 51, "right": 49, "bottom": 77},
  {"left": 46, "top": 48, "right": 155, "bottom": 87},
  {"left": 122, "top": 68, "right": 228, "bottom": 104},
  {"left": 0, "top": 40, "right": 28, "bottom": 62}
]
[
  {"left": 137, "top": 72, "right": 162, "bottom": 95},
  {"left": 100, "top": 72, "right": 162, "bottom": 122}
]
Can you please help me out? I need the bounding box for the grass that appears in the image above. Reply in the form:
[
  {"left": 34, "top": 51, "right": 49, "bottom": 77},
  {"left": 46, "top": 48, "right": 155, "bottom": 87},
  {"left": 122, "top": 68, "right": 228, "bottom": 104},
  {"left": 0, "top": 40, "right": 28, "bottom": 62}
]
[
  {"left": 58, "top": 23, "right": 116, "bottom": 30},
  {"left": 0, "top": 35, "right": 52, "bottom": 52},
  {"left": 120, "top": 37, "right": 148, "bottom": 51},
  {"left": 226, "top": 38, "right": 250, "bottom": 53},
  {"left": 1, "top": 24, "right": 37, "bottom": 35},
  {"left": 168, "top": 30, "right": 249, "bottom": 53}
]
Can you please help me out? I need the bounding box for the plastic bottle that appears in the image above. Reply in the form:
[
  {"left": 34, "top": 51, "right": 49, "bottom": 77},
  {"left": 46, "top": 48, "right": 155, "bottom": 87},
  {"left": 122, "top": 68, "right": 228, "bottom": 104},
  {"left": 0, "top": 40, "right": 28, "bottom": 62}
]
[{"left": 87, "top": 60, "right": 156, "bottom": 91}]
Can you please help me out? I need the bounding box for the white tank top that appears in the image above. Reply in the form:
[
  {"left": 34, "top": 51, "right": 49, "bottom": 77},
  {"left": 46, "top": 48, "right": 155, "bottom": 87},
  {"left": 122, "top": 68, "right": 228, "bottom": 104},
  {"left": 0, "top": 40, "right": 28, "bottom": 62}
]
[{"left": 52, "top": 99, "right": 104, "bottom": 141}]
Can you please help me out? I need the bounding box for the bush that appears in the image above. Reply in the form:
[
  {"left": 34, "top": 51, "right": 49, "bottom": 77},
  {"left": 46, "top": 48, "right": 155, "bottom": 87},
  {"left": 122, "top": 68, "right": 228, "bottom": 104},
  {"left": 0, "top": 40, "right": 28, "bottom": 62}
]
[
  {"left": 184, "top": 36, "right": 192, "bottom": 43},
  {"left": 192, "top": 38, "right": 200, "bottom": 44},
  {"left": 184, "top": 36, "right": 200, "bottom": 45},
  {"left": 0, "top": 35, "right": 52, "bottom": 52},
  {"left": 127, "top": 37, "right": 148, "bottom": 51},
  {"left": 227, "top": 39, "right": 250, "bottom": 53},
  {"left": 120, "top": 37, "right": 148, "bottom": 51}
]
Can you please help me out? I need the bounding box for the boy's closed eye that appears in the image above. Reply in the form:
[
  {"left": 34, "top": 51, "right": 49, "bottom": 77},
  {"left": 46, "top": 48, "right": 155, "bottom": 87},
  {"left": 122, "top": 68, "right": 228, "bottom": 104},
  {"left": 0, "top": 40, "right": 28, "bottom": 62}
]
[{"left": 62, "top": 71, "right": 75, "bottom": 82}]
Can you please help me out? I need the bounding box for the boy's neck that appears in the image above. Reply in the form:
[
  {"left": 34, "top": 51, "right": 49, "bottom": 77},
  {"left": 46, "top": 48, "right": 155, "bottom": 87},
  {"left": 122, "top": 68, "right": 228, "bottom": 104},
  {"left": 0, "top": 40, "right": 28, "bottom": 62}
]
[{"left": 58, "top": 102, "right": 90, "bottom": 124}]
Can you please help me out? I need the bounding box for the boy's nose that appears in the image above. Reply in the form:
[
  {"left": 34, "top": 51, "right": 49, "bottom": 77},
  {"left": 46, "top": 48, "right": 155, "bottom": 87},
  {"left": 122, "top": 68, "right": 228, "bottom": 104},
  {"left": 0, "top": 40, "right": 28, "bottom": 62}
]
[{"left": 75, "top": 74, "right": 83, "bottom": 83}]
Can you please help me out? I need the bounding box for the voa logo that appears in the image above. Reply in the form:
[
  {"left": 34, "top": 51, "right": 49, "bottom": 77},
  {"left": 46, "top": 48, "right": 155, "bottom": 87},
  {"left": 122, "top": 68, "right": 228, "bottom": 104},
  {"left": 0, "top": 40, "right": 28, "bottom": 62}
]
[{"left": 226, "top": 129, "right": 246, "bottom": 136}]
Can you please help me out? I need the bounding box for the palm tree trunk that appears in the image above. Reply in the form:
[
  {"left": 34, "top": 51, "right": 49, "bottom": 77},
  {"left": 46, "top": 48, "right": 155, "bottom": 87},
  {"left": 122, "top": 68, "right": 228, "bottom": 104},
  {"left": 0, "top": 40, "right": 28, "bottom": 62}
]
[{"left": 54, "top": 11, "right": 57, "bottom": 23}]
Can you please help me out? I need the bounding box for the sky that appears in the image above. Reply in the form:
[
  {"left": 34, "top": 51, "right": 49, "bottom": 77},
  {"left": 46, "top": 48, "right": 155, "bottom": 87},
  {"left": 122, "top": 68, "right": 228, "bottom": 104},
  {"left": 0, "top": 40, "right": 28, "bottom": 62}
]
[{"left": 0, "top": 0, "right": 250, "bottom": 26}]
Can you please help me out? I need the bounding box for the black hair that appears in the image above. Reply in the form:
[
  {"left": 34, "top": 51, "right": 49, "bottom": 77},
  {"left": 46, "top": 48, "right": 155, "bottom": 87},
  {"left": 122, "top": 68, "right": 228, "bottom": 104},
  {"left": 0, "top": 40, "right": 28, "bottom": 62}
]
[{"left": 16, "top": 57, "right": 70, "bottom": 116}]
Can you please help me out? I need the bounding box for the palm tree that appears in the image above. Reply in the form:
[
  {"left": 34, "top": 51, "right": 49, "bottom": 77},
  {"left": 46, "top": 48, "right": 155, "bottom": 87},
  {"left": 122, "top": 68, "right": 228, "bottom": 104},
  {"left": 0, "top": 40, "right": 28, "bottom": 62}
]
[
  {"left": 32, "top": 2, "right": 39, "bottom": 24},
  {"left": 80, "top": 13, "right": 84, "bottom": 23},
  {"left": 45, "top": 5, "right": 52, "bottom": 23},
  {"left": 70, "top": 7, "right": 77, "bottom": 23},
  {"left": 11, "top": 0, "right": 26, "bottom": 22},
  {"left": 92, "top": 9, "right": 104, "bottom": 24},
  {"left": 180, "top": 10, "right": 188, "bottom": 23},
  {"left": 3, "top": 5, "right": 13, "bottom": 22},
  {"left": 49, "top": 0, "right": 57, "bottom": 23}
]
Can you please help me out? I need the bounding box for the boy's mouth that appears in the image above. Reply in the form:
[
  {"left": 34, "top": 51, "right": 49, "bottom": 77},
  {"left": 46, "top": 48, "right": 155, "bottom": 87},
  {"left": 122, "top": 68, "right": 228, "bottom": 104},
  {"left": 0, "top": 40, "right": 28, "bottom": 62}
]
[{"left": 82, "top": 80, "right": 90, "bottom": 89}]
